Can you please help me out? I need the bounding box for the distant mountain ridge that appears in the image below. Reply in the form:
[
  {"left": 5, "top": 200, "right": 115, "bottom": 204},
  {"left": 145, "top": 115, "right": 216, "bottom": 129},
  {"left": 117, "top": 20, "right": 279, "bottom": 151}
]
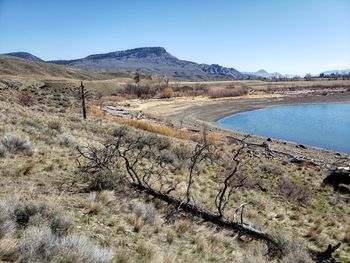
[
  {"left": 321, "top": 69, "right": 350, "bottom": 76},
  {"left": 243, "top": 69, "right": 283, "bottom": 79},
  {"left": 48, "top": 47, "right": 244, "bottom": 80},
  {"left": 4, "top": 52, "right": 43, "bottom": 62},
  {"left": 5, "top": 48, "right": 349, "bottom": 80}
]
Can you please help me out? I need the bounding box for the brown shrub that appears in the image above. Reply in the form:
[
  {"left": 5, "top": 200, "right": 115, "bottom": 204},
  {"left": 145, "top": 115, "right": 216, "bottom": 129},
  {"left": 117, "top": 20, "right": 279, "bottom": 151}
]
[
  {"left": 87, "top": 202, "right": 102, "bottom": 215},
  {"left": 161, "top": 87, "right": 174, "bottom": 98},
  {"left": 276, "top": 177, "right": 309, "bottom": 204},
  {"left": 258, "top": 163, "right": 284, "bottom": 176},
  {"left": 18, "top": 92, "right": 35, "bottom": 106},
  {"left": 173, "top": 84, "right": 209, "bottom": 97},
  {"left": 123, "top": 84, "right": 162, "bottom": 98},
  {"left": 209, "top": 85, "right": 248, "bottom": 98}
]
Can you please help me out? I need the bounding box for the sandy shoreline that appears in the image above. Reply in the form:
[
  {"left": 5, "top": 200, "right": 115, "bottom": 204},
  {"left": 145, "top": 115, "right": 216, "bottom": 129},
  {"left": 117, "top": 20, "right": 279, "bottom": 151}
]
[
  {"left": 135, "top": 92, "right": 350, "bottom": 127},
  {"left": 179, "top": 92, "right": 350, "bottom": 123},
  {"left": 133, "top": 92, "right": 350, "bottom": 165}
]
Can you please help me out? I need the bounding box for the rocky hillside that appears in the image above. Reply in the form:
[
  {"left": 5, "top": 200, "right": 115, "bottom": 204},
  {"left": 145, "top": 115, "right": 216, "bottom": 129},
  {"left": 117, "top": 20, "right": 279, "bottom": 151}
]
[{"left": 49, "top": 47, "right": 244, "bottom": 81}]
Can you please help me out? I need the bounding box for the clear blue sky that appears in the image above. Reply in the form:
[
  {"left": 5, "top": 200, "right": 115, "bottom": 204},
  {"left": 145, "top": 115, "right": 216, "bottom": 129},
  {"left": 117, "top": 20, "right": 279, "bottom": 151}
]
[{"left": 0, "top": 0, "right": 349, "bottom": 75}]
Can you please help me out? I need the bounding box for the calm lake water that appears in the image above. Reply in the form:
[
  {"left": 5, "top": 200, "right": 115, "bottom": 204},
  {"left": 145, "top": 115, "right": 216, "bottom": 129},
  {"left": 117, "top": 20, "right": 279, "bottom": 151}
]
[{"left": 218, "top": 103, "right": 350, "bottom": 153}]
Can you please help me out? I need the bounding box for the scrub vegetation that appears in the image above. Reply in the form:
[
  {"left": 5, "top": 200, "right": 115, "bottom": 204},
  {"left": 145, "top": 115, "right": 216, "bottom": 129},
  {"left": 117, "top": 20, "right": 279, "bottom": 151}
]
[{"left": 0, "top": 76, "right": 349, "bottom": 263}]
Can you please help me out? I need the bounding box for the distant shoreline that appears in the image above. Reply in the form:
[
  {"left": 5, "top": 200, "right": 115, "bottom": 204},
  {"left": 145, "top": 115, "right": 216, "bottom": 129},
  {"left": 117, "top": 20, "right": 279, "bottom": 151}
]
[
  {"left": 217, "top": 101, "right": 350, "bottom": 123},
  {"left": 193, "top": 93, "right": 350, "bottom": 124},
  {"left": 137, "top": 92, "right": 350, "bottom": 163},
  {"left": 216, "top": 102, "right": 350, "bottom": 154}
]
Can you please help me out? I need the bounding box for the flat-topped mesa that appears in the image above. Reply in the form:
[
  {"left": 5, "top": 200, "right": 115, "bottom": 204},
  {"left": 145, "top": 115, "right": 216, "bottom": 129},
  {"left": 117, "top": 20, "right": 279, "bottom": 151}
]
[
  {"left": 3, "top": 47, "right": 245, "bottom": 80},
  {"left": 85, "top": 47, "right": 169, "bottom": 60}
]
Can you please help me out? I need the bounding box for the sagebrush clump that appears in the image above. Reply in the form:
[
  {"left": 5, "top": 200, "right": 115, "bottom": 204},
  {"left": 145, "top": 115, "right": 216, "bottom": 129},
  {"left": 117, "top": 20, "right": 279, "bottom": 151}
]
[
  {"left": 0, "top": 144, "right": 6, "bottom": 157},
  {"left": 132, "top": 201, "right": 157, "bottom": 225},
  {"left": 0, "top": 197, "right": 115, "bottom": 263},
  {"left": 0, "top": 135, "right": 35, "bottom": 155},
  {"left": 21, "top": 226, "right": 114, "bottom": 263}
]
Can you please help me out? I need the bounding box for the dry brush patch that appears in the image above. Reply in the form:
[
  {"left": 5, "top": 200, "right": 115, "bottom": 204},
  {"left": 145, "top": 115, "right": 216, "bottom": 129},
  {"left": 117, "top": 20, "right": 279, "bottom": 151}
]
[
  {"left": 1, "top": 87, "right": 350, "bottom": 262},
  {"left": 76, "top": 126, "right": 344, "bottom": 262},
  {"left": 0, "top": 196, "right": 114, "bottom": 263}
]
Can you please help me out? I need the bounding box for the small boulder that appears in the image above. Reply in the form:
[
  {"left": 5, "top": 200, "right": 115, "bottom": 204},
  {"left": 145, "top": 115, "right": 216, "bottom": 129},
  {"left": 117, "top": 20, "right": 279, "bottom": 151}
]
[
  {"left": 323, "top": 167, "right": 350, "bottom": 193},
  {"left": 261, "top": 142, "right": 269, "bottom": 148},
  {"left": 296, "top": 144, "right": 307, "bottom": 149},
  {"left": 337, "top": 184, "right": 350, "bottom": 194},
  {"left": 289, "top": 157, "right": 304, "bottom": 164}
]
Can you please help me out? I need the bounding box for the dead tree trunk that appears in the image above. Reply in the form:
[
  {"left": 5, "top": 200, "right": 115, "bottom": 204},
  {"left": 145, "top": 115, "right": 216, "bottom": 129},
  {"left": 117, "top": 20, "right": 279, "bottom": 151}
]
[
  {"left": 309, "top": 242, "right": 341, "bottom": 263},
  {"left": 131, "top": 182, "right": 282, "bottom": 257},
  {"left": 81, "top": 81, "right": 87, "bottom": 120}
]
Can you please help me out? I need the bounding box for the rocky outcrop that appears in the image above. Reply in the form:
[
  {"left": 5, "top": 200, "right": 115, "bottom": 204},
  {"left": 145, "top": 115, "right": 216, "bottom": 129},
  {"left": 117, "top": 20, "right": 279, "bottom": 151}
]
[{"left": 323, "top": 167, "right": 350, "bottom": 193}]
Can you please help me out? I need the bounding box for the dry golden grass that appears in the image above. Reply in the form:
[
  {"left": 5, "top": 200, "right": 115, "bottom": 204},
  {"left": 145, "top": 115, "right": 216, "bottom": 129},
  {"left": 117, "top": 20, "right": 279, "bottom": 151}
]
[
  {"left": 1, "top": 82, "right": 350, "bottom": 262},
  {"left": 129, "top": 214, "right": 144, "bottom": 233},
  {"left": 91, "top": 105, "right": 191, "bottom": 139},
  {"left": 87, "top": 202, "right": 103, "bottom": 215},
  {"left": 98, "top": 190, "right": 115, "bottom": 206}
]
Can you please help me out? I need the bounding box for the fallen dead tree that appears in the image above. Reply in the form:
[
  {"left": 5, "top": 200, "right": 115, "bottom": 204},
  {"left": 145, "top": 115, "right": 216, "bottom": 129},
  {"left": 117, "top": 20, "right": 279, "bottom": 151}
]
[
  {"left": 132, "top": 182, "right": 282, "bottom": 256},
  {"left": 76, "top": 126, "right": 341, "bottom": 262}
]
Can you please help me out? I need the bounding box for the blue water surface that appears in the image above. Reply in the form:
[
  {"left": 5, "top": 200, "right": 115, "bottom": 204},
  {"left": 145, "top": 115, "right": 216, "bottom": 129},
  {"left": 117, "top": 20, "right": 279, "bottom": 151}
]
[{"left": 218, "top": 103, "right": 350, "bottom": 153}]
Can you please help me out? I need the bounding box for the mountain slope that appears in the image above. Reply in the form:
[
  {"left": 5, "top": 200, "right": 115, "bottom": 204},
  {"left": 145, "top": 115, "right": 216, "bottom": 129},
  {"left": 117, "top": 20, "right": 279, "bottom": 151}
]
[
  {"left": 49, "top": 47, "right": 244, "bottom": 80},
  {"left": 4, "top": 52, "right": 44, "bottom": 62},
  {"left": 0, "top": 55, "right": 109, "bottom": 80}
]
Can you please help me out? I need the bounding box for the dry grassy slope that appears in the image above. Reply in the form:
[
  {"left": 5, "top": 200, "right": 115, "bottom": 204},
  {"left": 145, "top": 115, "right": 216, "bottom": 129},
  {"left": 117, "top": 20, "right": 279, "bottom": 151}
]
[
  {"left": 0, "top": 88, "right": 261, "bottom": 263},
  {"left": 0, "top": 84, "right": 349, "bottom": 262},
  {"left": 0, "top": 55, "right": 111, "bottom": 80}
]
